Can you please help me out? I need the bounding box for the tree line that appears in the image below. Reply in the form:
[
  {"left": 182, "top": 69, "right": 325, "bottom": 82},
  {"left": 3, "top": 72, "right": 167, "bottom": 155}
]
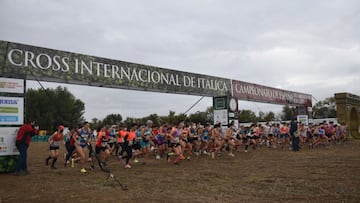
[{"left": 25, "top": 86, "right": 337, "bottom": 132}]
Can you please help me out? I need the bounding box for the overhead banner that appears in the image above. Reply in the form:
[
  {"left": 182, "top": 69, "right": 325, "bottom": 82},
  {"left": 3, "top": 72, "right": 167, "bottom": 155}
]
[
  {"left": 232, "top": 80, "right": 312, "bottom": 106},
  {"left": 0, "top": 40, "right": 231, "bottom": 97},
  {"left": 0, "top": 96, "right": 24, "bottom": 125},
  {"left": 0, "top": 40, "right": 312, "bottom": 106}
]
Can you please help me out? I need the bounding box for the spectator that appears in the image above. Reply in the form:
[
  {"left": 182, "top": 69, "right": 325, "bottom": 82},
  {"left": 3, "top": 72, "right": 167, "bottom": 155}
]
[{"left": 290, "top": 118, "right": 299, "bottom": 151}]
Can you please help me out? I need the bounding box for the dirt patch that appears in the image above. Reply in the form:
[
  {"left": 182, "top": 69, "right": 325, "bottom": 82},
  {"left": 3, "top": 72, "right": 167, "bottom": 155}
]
[{"left": 1, "top": 141, "right": 359, "bottom": 203}]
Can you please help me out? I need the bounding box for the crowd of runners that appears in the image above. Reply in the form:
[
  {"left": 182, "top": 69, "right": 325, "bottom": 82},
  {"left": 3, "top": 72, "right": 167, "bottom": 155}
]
[{"left": 44, "top": 120, "right": 350, "bottom": 174}]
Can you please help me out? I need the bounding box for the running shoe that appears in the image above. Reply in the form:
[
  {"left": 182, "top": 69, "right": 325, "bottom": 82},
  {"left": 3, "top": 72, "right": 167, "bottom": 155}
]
[
  {"left": 133, "top": 159, "right": 139, "bottom": 163},
  {"left": 80, "top": 168, "right": 88, "bottom": 174},
  {"left": 89, "top": 165, "right": 95, "bottom": 171},
  {"left": 228, "top": 153, "right": 235, "bottom": 157},
  {"left": 156, "top": 155, "right": 161, "bottom": 160},
  {"left": 125, "top": 164, "right": 131, "bottom": 169}
]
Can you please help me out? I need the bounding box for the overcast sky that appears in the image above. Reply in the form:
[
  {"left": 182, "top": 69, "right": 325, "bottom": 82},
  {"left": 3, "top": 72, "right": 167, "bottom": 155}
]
[{"left": 1, "top": 0, "right": 359, "bottom": 121}]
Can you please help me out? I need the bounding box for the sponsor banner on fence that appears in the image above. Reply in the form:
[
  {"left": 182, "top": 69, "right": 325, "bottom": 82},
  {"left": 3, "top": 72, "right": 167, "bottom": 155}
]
[
  {"left": 0, "top": 127, "right": 19, "bottom": 156},
  {"left": 0, "top": 40, "right": 231, "bottom": 97},
  {"left": 232, "top": 80, "right": 312, "bottom": 106},
  {"left": 0, "top": 77, "right": 24, "bottom": 94},
  {"left": 297, "top": 115, "right": 309, "bottom": 126},
  {"left": 0, "top": 96, "right": 24, "bottom": 125}
]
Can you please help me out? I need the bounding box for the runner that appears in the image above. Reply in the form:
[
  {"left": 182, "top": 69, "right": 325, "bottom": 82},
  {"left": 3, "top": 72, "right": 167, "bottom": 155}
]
[
  {"left": 200, "top": 124, "right": 211, "bottom": 155},
  {"left": 280, "top": 122, "right": 290, "bottom": 149},
  {"left": 108, "top": 125, "right": 117, "bottom": 156},
  {"left": 75, "top": 122, "right": 92, "bottom": 174},
  {"left": 167, "top": 122, "right": 183, "bottom": 164},
  {"left": 314, "top": 122, "right": 329, "bottom": 147},
  {"left": 156, "top": 123, "right": 168, "bottom": 159},
  {"left": 180, "top": 124, "right": 192, "bottom": 159},
  {"left": 121, "top": 123, "right": 136, "bottom": 169},
  {"left": 210, "top": 123, "right": 224, "bottom": 159},
  {"left": 131, "top": 125, "right": 143, "bottom": 163},
  {"left": 45, "top": 125, "right": 64, "bottom": 169},
  {"left": 141, "top": 120, "right": 153, "bottom": 164},
  {"left": 117, "top": 125, "right": 128, "bottom": 160},
  {"left": 90, "top": 126, "right": 110, "bottom": 170},
  {"left": 273, "top": 123, "right": 280, "bottom": 148},
  {"left": 298, "top": 123, "right": 307, "bottom": 146},
  {"left": 64, "top": 126, "right": 77, "bottom": 167},
  {"left": 189, "top": 123, "right": 201, "bottom": 155},
  {"left": 245, "top": 124, "right": 257, "bottom": 152},
  {"left": 266, "top": 123, "right": 276, "bottom": 148},
  {"left": 224, "top": 121, "right": 236, "bottom": 157}
]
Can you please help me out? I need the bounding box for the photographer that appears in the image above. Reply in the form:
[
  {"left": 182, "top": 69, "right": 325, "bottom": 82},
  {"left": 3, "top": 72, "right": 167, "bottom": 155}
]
[{"left": 15, "top": 120, "right": 39, "bottom": 176}]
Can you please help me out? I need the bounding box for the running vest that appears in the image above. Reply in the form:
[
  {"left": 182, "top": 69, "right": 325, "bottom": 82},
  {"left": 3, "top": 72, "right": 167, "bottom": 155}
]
[
  {"left": 78, "top": 128, "right": 91, "bottom": 145},
  {"left": 135, "top": 129, "right": 142, "bottom": 144},
  {"left": 318, "top": 128, "right": 325, "bottom": 136},
  {"left": 127, "top": 131, "right": 135, "bottom": 141},
  {"left": 171, "top": 128, "right": 180, "bottom": 143},
  {"left": 202, "top": 129, "right": 210, "bottom": 141},
  {"left": 143, "top": 127, "right": 151, "bottom": 142},
  {"left": 109, "top": 129, "right": 116, "bottom": 143},
  {"left": 50, "top": 132, "right": 63, "bottom": 147},
  {"left": 96, "top": 131, "right": 109, "bottom": 148}
]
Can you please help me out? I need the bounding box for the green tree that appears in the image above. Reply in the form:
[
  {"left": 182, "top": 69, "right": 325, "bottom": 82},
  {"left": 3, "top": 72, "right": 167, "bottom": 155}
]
[
  {"left": 204, "top": 106, "right": 214, "bottom": 124},
  {"left": 281, "top": 105, "right": 297, "bottom": 121},
  {"left": 188, "top": 106, "right": 213, "bottom": 124},
  {"left": 264, "top": 111, "right": 275, "bottom": 122},
  {"left": 123, "top": 117, "right": 137, "bottom": 128},
  {"left": 189, "top": 111, "right": 207, "bottom": 124},
  {"left": 312, "top": 97, "right": 337, "bottom": 118},
  {"left": 90, "top": 117, "right": 102, "bottom": 130},
  {"left": 25, "top": 86, "right": 85, "bottom": 132},
  {"left": 138, "top": 114, "right": 160, "bottom": 126},
  {"left": 238, "top": 109, "right": 257, "bottom": 123},
  {"left": 258, "top": 111, "right": 265, "bottom": 121},
  {"left": 159, "top": 111, "right": 187, "bottom": 125},
  {"left": 102, "top": 113, "right": 123, "bottom": 126}
]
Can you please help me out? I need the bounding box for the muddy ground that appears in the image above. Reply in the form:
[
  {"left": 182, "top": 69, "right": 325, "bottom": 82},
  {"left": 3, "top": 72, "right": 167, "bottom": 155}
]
[{"left": 0, "top": 140, "right": 359, "bottom": 203}]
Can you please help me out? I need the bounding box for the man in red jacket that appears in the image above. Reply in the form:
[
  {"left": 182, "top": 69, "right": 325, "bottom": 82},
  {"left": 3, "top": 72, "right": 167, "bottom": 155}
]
[{"left": 15, "top": 120, "right": 38, "bottom": 176}]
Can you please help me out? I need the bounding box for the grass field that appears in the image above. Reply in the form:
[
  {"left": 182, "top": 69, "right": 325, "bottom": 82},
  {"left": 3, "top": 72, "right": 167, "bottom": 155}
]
[{"left": 0, "top": 140, "right": 359, "bottom": 203}]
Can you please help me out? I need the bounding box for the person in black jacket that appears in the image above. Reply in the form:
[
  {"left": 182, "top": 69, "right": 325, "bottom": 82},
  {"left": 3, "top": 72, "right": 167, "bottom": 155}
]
[{"left": 290, "top": 118, "right": 299, "bottom": 151}]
